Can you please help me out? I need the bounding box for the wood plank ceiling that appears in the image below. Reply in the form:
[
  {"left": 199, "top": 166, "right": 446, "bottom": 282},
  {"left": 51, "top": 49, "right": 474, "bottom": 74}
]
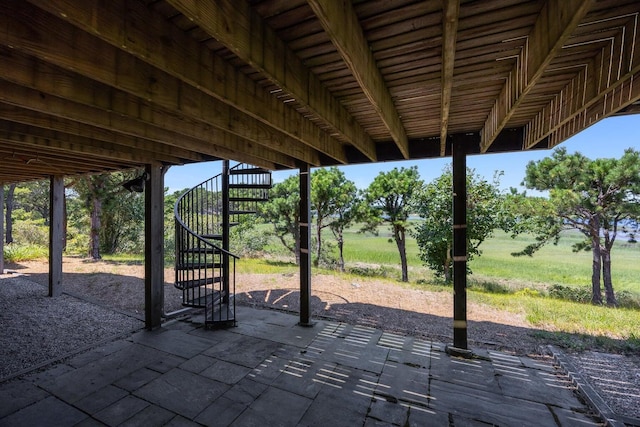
[{"left": 1, "top": 0, "right": 639, "bottom": 183}]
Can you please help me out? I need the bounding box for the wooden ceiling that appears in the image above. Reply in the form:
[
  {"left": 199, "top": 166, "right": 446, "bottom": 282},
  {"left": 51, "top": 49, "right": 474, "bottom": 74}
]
[{"left": 1, "top": 0, "right": 639, "bottom": 183}]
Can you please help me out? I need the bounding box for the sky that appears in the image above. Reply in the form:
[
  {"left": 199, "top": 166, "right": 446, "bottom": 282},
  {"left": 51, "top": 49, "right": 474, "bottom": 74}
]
[{"left": 164, "top": 114, "right": 640, "bottom": 193}]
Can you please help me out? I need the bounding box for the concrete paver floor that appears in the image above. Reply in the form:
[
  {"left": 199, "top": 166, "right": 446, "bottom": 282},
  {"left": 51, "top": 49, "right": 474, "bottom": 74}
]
[{"left": 0, "top": 306, "right": 602, "bottom": 426}]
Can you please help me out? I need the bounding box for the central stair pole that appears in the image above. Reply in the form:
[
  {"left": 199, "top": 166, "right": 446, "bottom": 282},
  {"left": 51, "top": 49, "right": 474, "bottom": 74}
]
[{"left": 222, "top": 160, "right": 230, "bottom": 304}]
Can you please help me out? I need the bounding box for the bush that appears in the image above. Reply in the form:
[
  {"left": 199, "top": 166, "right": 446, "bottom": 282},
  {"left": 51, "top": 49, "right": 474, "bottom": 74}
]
[
  {"left": 616, "top": 291, "right": 640, "bottom": 309},
  {"left": 548, "top": 284, "right": 593, "bottom": 304},
  {"left": 3, "top": 243, "right": 48, "bottom": 262},
  {"left": 230, "top": 221, "right": 269, "bottom": 257},
  {"left": 346, "top": 264, "right": 392, "bottom": 278},
  {"left": 12, "top": 218, "right": 48, "bottom": 246}
]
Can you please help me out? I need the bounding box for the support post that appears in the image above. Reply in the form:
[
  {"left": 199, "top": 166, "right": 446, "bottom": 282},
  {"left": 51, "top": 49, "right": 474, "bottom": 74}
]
[
  {"left": 49, "top": 175, "right": 64, "bottom": 297},
  {"left": 452, "top": 140, "right": 468, "bottom": 350},
  {"left": 299, "top": 164, "right": 313, "bottom": 326},
  {"left": 145, "top": 162, "right": 164, "bottom": 330},
  {"left": 221, "top": 160, "right": 230, "bottom": 303},
  {"left": 0, "top": 184, "right": 4, "bottom": 274}
]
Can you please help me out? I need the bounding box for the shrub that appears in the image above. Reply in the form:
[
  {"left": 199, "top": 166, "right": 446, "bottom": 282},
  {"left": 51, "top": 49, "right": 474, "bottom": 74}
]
[
  {"left": 616, "top": 291, "right": 640, "bottom": 309},
  {"left": 3, "top": 243, "right": 48, "bottom": 262},
  {"left": 12, "top": 218, "right": 48, "bottom": 246},
  {"left": 346, "top": 264, "right": 392, "bottom": 278},
  {"left": 548, "top": 284, "right": 593, "bottom": 304}
]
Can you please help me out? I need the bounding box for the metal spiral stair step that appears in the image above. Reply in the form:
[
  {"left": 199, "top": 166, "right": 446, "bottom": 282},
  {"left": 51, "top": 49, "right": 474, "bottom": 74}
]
[
  {"left": 183, "top": 290, "right": 226, "bottom": 308},
  {"left": 183, "top": 246, "right": 222, "bottom": 254},
  {"left": 229, "top": 196, "right": 268, "bottom": 202},
  {"left": 229, "top": 183, "right": 271, "bottom": 189},
  {"left": 175, "top": 276, "right": 222, "bottom": 290},
  {"left": 228, "top": 167, "right": 269, "bottom": 175},
  {"left": 176, "top": 262, "right": 222, "bottom": 271}
]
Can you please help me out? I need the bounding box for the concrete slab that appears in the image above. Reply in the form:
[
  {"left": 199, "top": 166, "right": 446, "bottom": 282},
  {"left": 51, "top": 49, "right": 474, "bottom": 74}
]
[
  {"left": 131, "top": 329, "right": 213, "bottom": 359},
  {"left": 201, "top": 359, "right": 252, "bottom": 385},
  {"left": 203, "top": 333, "right": 284, "bottom": 369},
  {"left": 119, "top": 404, "right": 176, "bottom": 427},
  {"left": 429, "top": 377, "right": 559, "bottom": 426},
  {"left": 37, "top": 344, "right": 160, "bottom": 403},
  {"left": 74, "top": 384, "right": 129, "bottom": 415},
  {"left": 230, "top": 386, "right": 312, "bottom": 427},
  {"left": 93, "top": 394, "right": 150, "bottom": 426},
  {"left": 0, "top": 306, "right": 600, "bottom": 427},
  {"left": 0, "top": 396, "right": 88, "bottom": 426},
  {"left": 0, "top": 380, "right": 48, "bottom": 418},
  {"left": 134, "top": 368, "right": 229, "bottom": 419}
]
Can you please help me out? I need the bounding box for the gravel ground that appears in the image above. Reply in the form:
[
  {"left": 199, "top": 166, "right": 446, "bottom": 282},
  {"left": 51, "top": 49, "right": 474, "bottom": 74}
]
[
  {"left": 0, "top": 274, "right": 143, "bottom": 380},
  {"left": 2, "top": 257, "right": 639, "bottom": 421}
]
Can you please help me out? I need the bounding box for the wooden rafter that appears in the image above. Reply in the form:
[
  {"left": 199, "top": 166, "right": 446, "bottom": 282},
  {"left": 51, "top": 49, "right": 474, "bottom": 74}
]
[
  {"left": 308, "top": 0, "right": 408, "bottom": 159},
  {"left": 480, "top": 0, "right": 593, "bottom": 152},
  {"left": 524, "top": 12, "right": 640, "bottom": 149},
  {"left": 163, "top": 0, "right": 377, "bottom": 162},
  {"left": 21, "top": 0, "right": 346, "bottom": 165},
  {"left": 440, "top": 0, "right": 460, "bottom": 156}
]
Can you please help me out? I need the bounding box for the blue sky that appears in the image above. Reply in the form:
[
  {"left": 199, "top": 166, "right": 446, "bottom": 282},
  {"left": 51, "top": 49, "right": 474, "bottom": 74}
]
[{"left": 165, "top": 115, "right": 640, "bottom": 193}]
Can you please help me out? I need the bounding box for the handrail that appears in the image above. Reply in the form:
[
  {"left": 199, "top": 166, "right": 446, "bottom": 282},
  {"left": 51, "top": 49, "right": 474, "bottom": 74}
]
[{"left": 173, "top": 170, "right": 239, "bottom": 260}]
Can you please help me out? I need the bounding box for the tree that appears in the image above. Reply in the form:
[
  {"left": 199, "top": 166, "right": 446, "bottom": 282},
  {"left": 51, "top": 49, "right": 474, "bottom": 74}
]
[
  {"left": 310, "top": 167, "right": 359, "bottom": 271},
  {"left": 412, "top": 167, "right": 505, "bottom": 282},
  {"left": 4, "top": 183, "right": 16, "bottom": 244},
  {"left": 71, "top": 171, "right": 145, "bottom": 259},
  {"left": 259, "top": 175, "right": 301, "bottom": 264},
  {"left": 311, "top": 167, "right": 358, "bottom": 268},
  {"left": 521, "top": 147, "right": 640, "bottom": 306},
  {"left": 362, "top": 167, "right": 422, "bottom": 282}
]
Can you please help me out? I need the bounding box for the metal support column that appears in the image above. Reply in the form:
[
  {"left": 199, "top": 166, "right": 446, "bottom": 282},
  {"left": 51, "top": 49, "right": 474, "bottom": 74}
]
[
  {"left": 49, "top": 175, "right": 64, "bottom": 297},
  {"left": 299, "top": 164, "right": 313, "bottom": 326},
  {"left": 145, "top": 162, "right": 164, "bottom": 330},
  {"left": 452, "top": 139, "right": 468, "bottom": 350}
]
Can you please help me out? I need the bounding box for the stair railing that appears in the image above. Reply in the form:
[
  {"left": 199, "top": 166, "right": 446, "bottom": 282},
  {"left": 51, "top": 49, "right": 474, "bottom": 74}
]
[{"left": 174, "top": 168, "right": 237, "bottom": 327}]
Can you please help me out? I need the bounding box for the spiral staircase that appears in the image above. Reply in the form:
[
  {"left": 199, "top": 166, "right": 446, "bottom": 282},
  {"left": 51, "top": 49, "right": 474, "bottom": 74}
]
[{"left": 174, "top": 161, "right": 271, "bottom": 327}]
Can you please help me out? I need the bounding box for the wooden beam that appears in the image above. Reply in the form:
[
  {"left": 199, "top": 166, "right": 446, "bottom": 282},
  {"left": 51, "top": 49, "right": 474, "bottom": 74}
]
[
  {"left": 48, "top": 175, "right": 64, "bottom": 297},
  {"left": 307, "top": 0, "right": 407, "bottom": 158},
  {"left": 144, "top": 162, "right": 164, "bottom": 330},
  {"left": 166, "top": 0, "right": 376, "bottom": 161},
  {"left": 480, "top": 0, "right": 592, "bottom": 152},
  {"left": 524, "top": 14, "right": 640, "bottom": 149},
  {"left": 21, "top": 0, "right": 349, "bottom": 164},
  {"left": 440, "top": 0, "right": 460, "bottom": 156},
  {"left": 0, "top": 121, "right": 178, "bottom": 165},
  {"left": 0, "top": 35, "right": 304, "bottom": 168},
  {"left": 0, "top": 107, "right": 208, "bottom": 164},
  {"left": 0, "top": 80, "right": 290, "bottom": 170}
]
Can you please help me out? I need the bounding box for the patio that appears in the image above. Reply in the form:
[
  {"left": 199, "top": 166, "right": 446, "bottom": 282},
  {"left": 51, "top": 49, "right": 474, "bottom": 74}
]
[{"left": 0, "top": 303, "right": 602, "bottom": 426}]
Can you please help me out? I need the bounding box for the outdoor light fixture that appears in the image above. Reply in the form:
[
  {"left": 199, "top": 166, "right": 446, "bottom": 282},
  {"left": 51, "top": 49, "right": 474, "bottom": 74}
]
[{"left": 122, "top": 172, "right": 148, "bottom": 193}]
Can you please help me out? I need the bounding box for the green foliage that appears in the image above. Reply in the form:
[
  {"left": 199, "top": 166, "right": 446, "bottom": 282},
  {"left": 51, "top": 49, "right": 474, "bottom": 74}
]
[
  {"left": 11, "top": 217, "right": 48, "bottom": 246},
  {"left": 258, "top": 175, "right": 301, "bottom": 263},
  {"left": 70, "top": 171, "right": 145, "bottom": 257},
  {"left": 412, "top": 167, "right": 505, "bottom": 281},
  {"left": 346, "top": 264, "right": 393, "bottom": 278},
  {"left": 3, "top": 243, "right": 48, "bottom": 262},
  {"left": 521, "top": 147, "right": 640, "bottom": 305},
  {"left": 548, "top": 284, "right": 592, "bottom": 304},
  {"left": 311, "top": 167, "right": 360, "bottom": 271},
  {"left": 362, "top": 166, "right": 423, "bottom": 282},
  {"left": 230, "top": 218, "right": 270, "bottom": 257}
]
